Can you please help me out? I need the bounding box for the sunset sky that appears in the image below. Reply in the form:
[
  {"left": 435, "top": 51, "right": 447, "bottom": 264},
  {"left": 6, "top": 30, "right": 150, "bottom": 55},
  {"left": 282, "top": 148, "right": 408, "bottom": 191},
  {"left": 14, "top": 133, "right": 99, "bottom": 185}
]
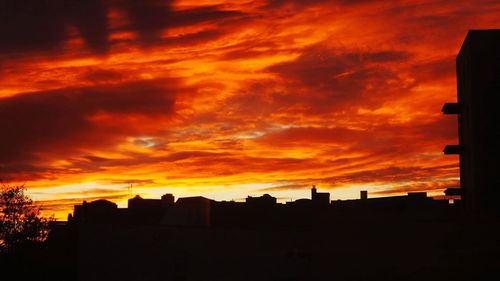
[{"left": 1, "top": 0, "right": 499, "bottom": 219}]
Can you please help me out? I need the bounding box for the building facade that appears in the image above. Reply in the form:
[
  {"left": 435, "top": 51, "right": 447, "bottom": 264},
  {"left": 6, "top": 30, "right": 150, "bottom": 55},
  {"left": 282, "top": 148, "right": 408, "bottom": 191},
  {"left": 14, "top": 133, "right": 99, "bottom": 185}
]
[{"left": 443, "top": 30, "right": 500, "bottom": 214}]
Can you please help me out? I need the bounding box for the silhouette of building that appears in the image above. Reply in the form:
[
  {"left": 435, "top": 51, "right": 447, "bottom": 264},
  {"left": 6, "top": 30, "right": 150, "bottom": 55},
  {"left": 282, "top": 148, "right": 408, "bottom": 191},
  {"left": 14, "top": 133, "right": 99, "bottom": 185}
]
[
  {"left": 72, "top": 199, "right": 118, "bottom": 223},
  {"left": 245, "top": 193, "right": 277, "bottom": 207},
  {"left": 57, "top": 186, "right": 470, "bottom": 281},
  {"left": 127, "top": 194, "right": 175, "bottom": 224},
  {"left": 443, "top": 29, "right": 500, "bottom": 214},
  {"left": 311, "top": 185, "right": 330, "bottom": 206},
  {"left": 162, "top": 196, "right": 212, "bottom": 226},
  {"left": 70, "top": 188, "right": 458, "bottom": 227},
  {"left": 128, "top": 193, "right": 174, "bottom": 209},
  {"left": 331, "top": 191, "right": 449, "bottom": 213}
]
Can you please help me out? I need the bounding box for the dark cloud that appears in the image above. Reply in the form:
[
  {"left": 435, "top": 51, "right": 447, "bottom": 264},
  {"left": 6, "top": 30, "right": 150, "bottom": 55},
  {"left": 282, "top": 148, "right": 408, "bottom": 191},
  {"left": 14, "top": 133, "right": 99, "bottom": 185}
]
[
  {"left": 164, "top": 29, "right": 225, "bottom": 46},
  {"left": 81, "top": 69, "right": 125, "bottom": 83},
  {"left": 45, "top": 188, "right": 127, "bottom": 198},
  {"left": 0, "top": 163, "right": 66, "bottom": 182},
  {"left": 0, "top": 79, "right": 177, "bottom": 168},
  {"left": 117, "top": 1, "right": 244, "bottom": 45},
  {"left": 372, "top": 179, "right": 460, "bottom": 196},
  {"left": 167, "top": 6, "right": 244, "bottom": 27},
  {"left": 169, "top": 155, "right": 326, "bottom": 177},
  {"left": 246, "top": 47, "right": 413, "bottom": 115},
  {"left": 260, "top": 183, "right": 310, "bottom": 191},
  {"left": 120, "top": 0, "right": 244, "bottom": 45},
  {"left": 37, "top": 151, "right": 234, "bottom": 177},
  {"left": 100, "top": 179, "right": 155, "bottom": 185},
  {"left": 409, "top": 56, "right": 455, "bottom": 83},
  {"left": 256, "top": 126, "right": 365, "bottom": 146},
  {"left": 65, "top": 0, "right": 109, "bottom": 53},
  {"left": 0, "top": 0, "right": 109, "bottom": 53},
  {"left": 0, "top": 0, "right": 67, "bottom": 53},
  {"left": 269, "top": 48, "right": 410, "bottom": 88},
  {"left": 84, "top": 156, "right": 114, "bottom": 163},
  {"left": 258, "top": 164, "right": 459, "bottom": 193},
  {"left": 399, "top": 117, "right": 458, "bottom": 143},
  {"left": 264, "top": 0, "right": 375, "bottom": 9},
  {"left": 120, "top": 0, "right": 173, "bottom": 44},
  {"left": 36, "top": 194, "right": 130, "bottom": 212},
  {"left": 0, "top": 0, "right": 244, "bottom": 55},
  {"left": 322, "top": 164, "right": 458, "bottom": 185}
]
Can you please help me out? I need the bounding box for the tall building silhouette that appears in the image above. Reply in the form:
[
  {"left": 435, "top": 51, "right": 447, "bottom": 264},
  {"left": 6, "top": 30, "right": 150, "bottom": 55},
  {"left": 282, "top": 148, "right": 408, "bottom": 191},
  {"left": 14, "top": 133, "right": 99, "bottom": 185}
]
[{"left": 443, "top": 29, "right": 500, "bottom": 214}]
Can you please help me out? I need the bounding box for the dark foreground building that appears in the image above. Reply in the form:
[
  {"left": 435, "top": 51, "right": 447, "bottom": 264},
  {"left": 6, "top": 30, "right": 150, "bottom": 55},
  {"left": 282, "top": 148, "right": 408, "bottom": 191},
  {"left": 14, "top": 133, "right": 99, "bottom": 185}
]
[
  {"left": 42, "top": 188, "right": 498, "bottom": 281},
  {"left": 443, "top": 29, "right": 500, "bottom": 214}
]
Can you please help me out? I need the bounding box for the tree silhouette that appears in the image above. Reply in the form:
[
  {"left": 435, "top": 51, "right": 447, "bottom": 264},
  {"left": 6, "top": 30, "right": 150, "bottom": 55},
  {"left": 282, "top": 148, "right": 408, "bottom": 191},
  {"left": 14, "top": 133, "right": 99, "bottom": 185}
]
[{"left": 0, "top": 184, "right": 52, "bottom": 253}]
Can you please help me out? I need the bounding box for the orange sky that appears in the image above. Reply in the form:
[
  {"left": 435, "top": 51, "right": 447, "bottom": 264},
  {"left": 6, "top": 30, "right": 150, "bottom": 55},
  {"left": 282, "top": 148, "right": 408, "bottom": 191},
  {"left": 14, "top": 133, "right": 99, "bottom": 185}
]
[{"left": 1, "top": 0, "right": 499, "bottom": 219}]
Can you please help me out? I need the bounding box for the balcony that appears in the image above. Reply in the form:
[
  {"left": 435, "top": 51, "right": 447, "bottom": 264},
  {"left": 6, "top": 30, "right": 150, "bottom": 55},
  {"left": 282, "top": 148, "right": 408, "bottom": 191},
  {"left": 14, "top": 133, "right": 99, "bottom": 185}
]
[
  {"left": 443, "top": 145, "right": 461, "bottom": 155},
  {"left": 441, "top": 103, "right": 460, "bottom": 114}
]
